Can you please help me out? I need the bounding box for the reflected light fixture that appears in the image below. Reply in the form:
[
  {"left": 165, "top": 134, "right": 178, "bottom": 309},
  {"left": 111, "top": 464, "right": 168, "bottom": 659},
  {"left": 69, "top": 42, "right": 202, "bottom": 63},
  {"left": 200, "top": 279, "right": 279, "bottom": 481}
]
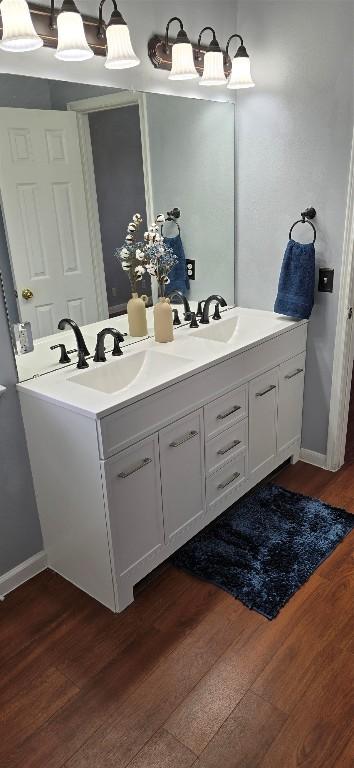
[
  {"left": 164, "top": 16, "right": 197, "bottom": 80},
  {"left": 198, "top": 26, "right": 226, "bottom": 86},
  {"left": 226, "top": 33, "right": 254, "bottom": 89},
  {"left": 97, "top": 0, "right": 139, "bottom": 69},
  {"left": 54, "top": 0, "right": 93, "bottom": 61},
  {"left": 0, "top": 0, "right": 43, "bottom": 52}
]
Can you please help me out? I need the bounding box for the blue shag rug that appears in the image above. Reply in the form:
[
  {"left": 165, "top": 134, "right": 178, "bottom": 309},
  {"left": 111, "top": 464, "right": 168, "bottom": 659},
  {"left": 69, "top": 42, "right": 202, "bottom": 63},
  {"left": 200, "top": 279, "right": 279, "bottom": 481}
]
[{"left": 171, "top": 484, "right": 354, "bottom": 619}]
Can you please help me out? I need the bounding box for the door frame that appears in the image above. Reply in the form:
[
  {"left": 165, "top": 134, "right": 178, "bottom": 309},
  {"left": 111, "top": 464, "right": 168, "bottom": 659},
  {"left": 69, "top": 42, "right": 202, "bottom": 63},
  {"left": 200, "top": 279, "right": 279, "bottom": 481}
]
[
  {"left": 67, "top": 91, "right": 154, "bottom": 315},
  {"left": 326, "top": 125, "right": 354, "bottom": 471}
]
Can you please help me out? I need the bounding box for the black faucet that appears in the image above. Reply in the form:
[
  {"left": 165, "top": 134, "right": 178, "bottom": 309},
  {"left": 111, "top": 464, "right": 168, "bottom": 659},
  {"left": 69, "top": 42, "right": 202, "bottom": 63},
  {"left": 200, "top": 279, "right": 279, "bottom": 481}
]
[
  {"left": 168, "top": 290, "right": 191, "bottom": 321},
  {"left": 93, "top": 328, "right": 125, "bottom": 363},
  {"left": 200, "top": 295, "right": 227, "bottom": 324},
  {"left": 58, "top": 318, "right": 90, "bottom": 357}
]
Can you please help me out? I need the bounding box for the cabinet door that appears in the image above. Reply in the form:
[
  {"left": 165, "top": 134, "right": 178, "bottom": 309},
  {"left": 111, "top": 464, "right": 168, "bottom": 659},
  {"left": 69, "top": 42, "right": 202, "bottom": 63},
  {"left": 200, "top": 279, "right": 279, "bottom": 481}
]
[
  {"left": 159, "top": 411, "right": 205, "bottom": 548},
  {"left": 278, "top": 353, "right": 305, "bottom": 452},
  {"left": 249, "top": 369, "right": 278, "bottom": 481},
  {"left": 104, "top": 435, "right": 164, "bottom": 580}
]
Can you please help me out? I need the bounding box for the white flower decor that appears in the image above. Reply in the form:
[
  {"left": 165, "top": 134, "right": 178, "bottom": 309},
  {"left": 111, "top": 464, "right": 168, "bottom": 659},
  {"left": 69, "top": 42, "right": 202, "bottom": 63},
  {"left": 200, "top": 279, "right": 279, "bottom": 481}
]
[
  {"left": 115, "top": 213, "right": 149, "bottom": 294},
  {"left": 143, "top": 214, "right": 178, "bottom": 296}
]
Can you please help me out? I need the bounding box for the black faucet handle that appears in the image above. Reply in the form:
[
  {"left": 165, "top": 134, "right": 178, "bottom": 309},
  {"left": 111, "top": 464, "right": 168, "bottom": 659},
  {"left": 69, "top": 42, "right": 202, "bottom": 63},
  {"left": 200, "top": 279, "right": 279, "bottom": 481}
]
[
  {"left": 50, "top": 343, "right": 71, "bottom": 364},
  {"left": 77, "top": 349, "right": 89, "bottom": 369},
  {"left": 189, "top": 312, "right": 199, "bottom": 329},
  {"left": 112, "top": 335, "right": 123, "bottom": 356},
  {"left": 196, "top": 300, "right": 205, "bottom": 318},
  {"left": 212, "top": 303, "right": 222, "bottom": 320},
  {"left": 173, "top": 308, "right": 182, "bottom": 326}
]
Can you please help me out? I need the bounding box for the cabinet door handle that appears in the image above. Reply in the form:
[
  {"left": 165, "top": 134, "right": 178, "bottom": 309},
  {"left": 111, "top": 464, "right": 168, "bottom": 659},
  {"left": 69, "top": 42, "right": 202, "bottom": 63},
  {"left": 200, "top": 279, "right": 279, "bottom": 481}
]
[
  {"left": 118, "top": 457, "right": 152, "bottom": 479},
  {"left": 217, "top": 471, "right": 240, "bottom": 490},
  {"left": 169, "top": 430, "right": 198, "bottom": 448},
  {"left": 284, "top": 368, "right": 304, "bottom": 380},
  {"left": 217, "top": 405, "right": 241, "bottom": 420},
  {"left": 217, "top": 439, "right": 241, "bottom": 456},
  {"left": 256, "top": 384, "right": 276, "bottom": 398}
]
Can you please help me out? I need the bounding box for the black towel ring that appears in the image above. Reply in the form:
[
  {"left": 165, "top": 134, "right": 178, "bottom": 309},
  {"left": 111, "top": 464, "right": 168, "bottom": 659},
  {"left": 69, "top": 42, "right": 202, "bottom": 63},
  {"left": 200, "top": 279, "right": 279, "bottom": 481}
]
[
  {"left": 289, "top": 207, "right": 317, "bottom": 243},
  {"left": 161, "top": 207, "right": 181, "bottom": 237}
]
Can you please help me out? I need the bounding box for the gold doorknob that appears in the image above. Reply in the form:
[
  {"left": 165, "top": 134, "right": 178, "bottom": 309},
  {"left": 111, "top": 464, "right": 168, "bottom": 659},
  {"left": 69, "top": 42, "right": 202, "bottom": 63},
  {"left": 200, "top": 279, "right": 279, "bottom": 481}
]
[{"left": 22, "top": 288, "right": 34, "bottom": 301}]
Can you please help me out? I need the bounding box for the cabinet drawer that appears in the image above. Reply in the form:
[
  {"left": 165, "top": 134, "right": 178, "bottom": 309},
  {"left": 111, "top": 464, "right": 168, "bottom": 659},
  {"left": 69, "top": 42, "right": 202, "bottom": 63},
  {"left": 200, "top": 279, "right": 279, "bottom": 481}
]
[
  {"left": 207, "top": 453, "right": 246, "bottom": 513},
  {"left": 206, "top": 419, "right": 248, "bottom": 475},
  {"left": 204, "top": 385, "right": 247, "bottom": 439}
]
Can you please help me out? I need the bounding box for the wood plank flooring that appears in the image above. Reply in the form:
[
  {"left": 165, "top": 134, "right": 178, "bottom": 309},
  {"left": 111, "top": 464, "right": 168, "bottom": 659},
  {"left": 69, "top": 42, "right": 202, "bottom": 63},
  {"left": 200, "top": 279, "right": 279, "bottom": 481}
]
[{"left": 0, "top": 461, "right": 353, "bottom": 768}]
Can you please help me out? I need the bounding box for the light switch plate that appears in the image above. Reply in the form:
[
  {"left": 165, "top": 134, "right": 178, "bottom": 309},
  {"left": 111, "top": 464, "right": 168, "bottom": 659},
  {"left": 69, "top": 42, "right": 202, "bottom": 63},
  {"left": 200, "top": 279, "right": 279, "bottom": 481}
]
[{"left": 318, "top": 268, "right": 334, "bottom": 293}]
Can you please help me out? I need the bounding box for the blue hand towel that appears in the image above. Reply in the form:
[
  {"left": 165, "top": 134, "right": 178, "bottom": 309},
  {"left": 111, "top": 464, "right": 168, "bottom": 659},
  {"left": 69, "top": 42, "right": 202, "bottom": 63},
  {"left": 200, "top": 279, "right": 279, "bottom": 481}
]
[
  {"left": 165, "top": 234, "right": 190, "bottom": 297},
  {"left": 274, "top": 239, "right": 315, "bottom": 320}
]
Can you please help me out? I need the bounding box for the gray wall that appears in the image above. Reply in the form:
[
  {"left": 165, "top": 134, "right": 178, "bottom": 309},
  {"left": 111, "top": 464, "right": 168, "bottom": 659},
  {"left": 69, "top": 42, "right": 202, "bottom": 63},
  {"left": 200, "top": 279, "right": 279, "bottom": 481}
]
[
  {"left": 0, "top": 290, "right": 43, "bottom": 575},
  {"left": 89, "top": 106, "right": 148, "bottom": 309},
  {"left": 236, "top": 0, "right": 354, "bottom": 455},
  {"left": 146, "top": 94, "right": 235, "bottom": 303}
]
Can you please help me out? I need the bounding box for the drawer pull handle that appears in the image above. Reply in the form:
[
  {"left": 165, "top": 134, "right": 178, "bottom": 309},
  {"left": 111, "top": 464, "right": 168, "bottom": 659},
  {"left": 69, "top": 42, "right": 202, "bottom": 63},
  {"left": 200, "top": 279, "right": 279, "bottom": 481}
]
[
  {"left": 285, "top": 368, "right": 304, "bottom": 380},
  {"left": 118, "top": 457, "right": 152, "bottom": 479},
  {"left": 217, "top": 471, "right": 240, "bottom": 490},
  {"left": 217, "top": 405, "right": 241, "bottom": 420},
  {"left": 217, "top": 439, "right": 241, "bottom": 456},
  {"left": 170, "top": 430, "right": 198, "bottom": 448},
  {"left": 256, "top": 384, "right": 276, "bottom": 398}
]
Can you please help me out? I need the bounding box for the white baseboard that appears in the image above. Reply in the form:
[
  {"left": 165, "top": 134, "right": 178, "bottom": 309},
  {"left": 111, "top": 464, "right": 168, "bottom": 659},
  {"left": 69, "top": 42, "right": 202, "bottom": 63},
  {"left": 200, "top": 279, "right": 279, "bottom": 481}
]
[
  {"left": 300, "top": 448, "right": 327, "bottom": 469},
  {"left": 0, "top": 551, "right": 47, "bottom": 600}
]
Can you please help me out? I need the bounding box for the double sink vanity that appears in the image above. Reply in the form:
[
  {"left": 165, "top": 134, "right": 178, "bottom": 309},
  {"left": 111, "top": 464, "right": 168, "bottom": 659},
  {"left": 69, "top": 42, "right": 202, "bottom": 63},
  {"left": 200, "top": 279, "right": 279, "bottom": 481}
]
[{"left": 18, "top": 306, "right": 307, "bottom": 612}]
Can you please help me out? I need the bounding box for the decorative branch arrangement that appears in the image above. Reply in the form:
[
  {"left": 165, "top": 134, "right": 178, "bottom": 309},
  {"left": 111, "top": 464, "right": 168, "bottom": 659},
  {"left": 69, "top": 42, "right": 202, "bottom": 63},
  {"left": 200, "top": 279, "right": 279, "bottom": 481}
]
[{"left": 116, "top": 213, "right": 177, "bottom": 297}]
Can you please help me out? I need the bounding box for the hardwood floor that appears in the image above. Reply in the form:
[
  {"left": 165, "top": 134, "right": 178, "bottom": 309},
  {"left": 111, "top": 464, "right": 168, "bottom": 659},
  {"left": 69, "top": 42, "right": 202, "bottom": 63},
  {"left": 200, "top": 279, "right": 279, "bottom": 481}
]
[{"left": 0, "top": 461, "right": 353, "bottom": 768}]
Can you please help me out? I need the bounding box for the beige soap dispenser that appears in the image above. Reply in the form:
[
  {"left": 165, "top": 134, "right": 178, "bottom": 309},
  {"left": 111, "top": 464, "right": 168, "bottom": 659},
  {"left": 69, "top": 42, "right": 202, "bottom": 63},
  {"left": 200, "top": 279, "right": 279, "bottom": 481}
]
[
  {"left": 127, "top": 293, "right": 148, "bottom": 337},
  {"left": 154, "top": 297, "right": 174, "bottom": 343}
]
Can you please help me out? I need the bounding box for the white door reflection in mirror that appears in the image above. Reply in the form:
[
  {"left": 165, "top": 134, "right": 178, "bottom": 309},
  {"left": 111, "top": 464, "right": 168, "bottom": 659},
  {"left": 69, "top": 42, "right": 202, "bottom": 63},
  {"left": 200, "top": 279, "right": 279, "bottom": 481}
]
[{"left": 0, "top": 108, "right": 105, "bottom": 339}]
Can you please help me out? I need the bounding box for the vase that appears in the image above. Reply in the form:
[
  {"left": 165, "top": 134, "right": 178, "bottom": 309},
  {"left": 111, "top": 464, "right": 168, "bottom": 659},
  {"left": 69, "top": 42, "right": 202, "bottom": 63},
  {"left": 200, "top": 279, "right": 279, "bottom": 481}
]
[
  {"left": 127, "top": 293, "right": 148, "bottom": 337},
  {"left": 154, "top": 297, "right": 173, "bottom": 343}
]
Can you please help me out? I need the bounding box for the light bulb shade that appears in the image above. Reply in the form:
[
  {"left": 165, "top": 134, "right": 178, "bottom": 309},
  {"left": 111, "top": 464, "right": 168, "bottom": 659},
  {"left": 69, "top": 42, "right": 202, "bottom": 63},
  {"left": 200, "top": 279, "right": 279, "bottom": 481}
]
[
  {"left": 227, "top": 54, "right": 254, "bottom": 89},
  {"left": 105, "top": 23, "right": 139, "bottom": 69},
  {"left": 55, "top": 10, "right": 93, "bottom": 61},
  {"left": 169, "top": 41, "right": 198, "bottom": 80},
  {"left": 0, "top": 0, "right": 43, "bottom": 51},
  {"left": 199, "top": 50, "right": 226, "bottom": 86}
]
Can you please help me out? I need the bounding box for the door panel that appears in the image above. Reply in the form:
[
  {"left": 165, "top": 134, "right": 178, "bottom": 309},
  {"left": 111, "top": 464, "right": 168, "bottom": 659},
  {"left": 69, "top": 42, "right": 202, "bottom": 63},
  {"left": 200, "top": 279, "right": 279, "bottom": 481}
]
[
  {"left": 249, "top": 369, "right": 278, "bottom": 480},
  {"left": 278, "top": 353, "right": 305, "bottom": 452},
  {"left": 159, "top": 410, "right": 205, "bottom": 548},
  {"left": 0, "top": 108, "right": 100, "bottom": 338},
  {"left": 104, "top": 435, "right": 164, "bottom": 578}
]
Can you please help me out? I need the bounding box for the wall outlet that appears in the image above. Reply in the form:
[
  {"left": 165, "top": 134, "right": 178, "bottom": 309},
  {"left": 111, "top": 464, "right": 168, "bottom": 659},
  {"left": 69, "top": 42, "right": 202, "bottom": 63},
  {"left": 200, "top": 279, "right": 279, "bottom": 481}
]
[{"left": 186, "top": 259, "right": 195, "bottom": 280}]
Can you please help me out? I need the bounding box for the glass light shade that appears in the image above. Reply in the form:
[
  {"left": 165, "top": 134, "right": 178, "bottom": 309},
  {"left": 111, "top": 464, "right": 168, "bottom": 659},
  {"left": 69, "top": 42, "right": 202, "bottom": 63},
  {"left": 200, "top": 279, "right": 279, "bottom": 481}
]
[
  {"left": 199, "top": 50, "right": 226, "bottom": 86},
  {"left": 227, "top": 55, "right": 254, "bottom": 89},
  {"left": 0, "top": 0, "right": 43, "bottom": 52},
  {"left": 169, "top": 42, "right": 198, "bottom": 80},
  {"left": 55, "top": 11, "right": 93, "bottom": 61},
  {"left": 105, "top": 24, "right": 139, "bottom": 69}
]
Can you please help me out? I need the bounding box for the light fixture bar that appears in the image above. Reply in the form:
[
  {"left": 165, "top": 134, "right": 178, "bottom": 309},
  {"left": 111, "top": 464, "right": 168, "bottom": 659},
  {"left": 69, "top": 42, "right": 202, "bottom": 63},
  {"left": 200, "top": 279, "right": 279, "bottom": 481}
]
[
  {"left": 148, "top": 33, "right": 231, "bottom": 78},
  {"left": 0, "top": 2, "right": 106, "bottom": 55}
]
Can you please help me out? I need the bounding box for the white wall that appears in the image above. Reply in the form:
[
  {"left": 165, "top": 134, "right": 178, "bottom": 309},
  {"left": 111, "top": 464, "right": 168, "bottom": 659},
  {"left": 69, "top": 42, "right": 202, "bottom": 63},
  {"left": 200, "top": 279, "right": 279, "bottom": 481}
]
[{"left": 236, "top": 0, "right": 354, "bottom": 455}]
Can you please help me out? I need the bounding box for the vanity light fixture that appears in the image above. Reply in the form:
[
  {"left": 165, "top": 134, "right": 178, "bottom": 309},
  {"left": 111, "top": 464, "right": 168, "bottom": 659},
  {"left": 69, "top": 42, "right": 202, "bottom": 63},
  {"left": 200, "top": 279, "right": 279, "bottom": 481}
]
[
  {"left": 197, "top": 26, "right": 226, "bottom": 86},
  {"left": 97, "top": 0, "right": 139, "bottom": 69},
  {"left": 53, "top": 0, "right": 93, "bottom": 61},
  {"left": 226, "top": 33, "right": 254, "bottom": 89},
  {"left": 0, "top": 0, "right": 43, "bottom": 52},
  {"left": 164, "top": 16, "right": 197, "bottom": 80}
]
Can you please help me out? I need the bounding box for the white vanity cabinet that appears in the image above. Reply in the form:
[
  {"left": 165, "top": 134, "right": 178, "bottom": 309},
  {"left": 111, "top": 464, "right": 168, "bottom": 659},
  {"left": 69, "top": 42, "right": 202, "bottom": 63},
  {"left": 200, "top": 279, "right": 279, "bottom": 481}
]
[{"left": 19, "top": 320, "right": 308, "bottom": 613}]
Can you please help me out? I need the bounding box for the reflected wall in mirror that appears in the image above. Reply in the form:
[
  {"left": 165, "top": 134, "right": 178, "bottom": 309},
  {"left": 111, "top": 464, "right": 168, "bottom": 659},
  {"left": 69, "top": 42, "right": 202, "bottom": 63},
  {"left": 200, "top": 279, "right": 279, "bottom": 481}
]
[{"left": 0, "top": 74, "right": 235, "bottom": 381}]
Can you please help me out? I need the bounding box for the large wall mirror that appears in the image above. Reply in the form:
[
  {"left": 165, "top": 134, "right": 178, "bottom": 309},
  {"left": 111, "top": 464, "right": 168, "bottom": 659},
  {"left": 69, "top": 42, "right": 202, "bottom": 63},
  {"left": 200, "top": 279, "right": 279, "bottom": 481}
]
[{"left": 0, "top": 74, "right": 235, "bottom": 381}]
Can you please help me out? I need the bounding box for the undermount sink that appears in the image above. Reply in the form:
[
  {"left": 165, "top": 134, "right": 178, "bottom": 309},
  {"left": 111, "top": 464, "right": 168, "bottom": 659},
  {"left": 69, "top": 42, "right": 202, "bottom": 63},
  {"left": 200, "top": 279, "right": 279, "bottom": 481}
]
[
  {"left": 67, "top": 349, "right": 191, "bottom": 394},
  {"left": 192, "top": 316, "right": 240, "bottom": 343}
]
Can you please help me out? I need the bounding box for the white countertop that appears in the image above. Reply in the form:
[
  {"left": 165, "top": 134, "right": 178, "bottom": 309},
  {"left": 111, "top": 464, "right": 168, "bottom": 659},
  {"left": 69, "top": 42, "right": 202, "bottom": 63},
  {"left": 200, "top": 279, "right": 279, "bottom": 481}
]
[{"left": 17, "top": 307, "right": 306, "bottom": 420}]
